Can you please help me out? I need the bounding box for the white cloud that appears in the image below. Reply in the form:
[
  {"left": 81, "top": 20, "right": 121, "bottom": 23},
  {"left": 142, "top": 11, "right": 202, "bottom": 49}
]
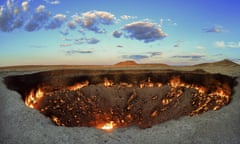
[
  {"left": 227, "top": 42, "right": 240, "bottom": 48},
  {"left": 75, "top": 37, "right": 100, "bottom": 45},
  {"left": 67, "top": 21, "right": 77, "bottom": 30},
  {"left": 214, "top": 41, "right": 240, "bottom": 48},
  {"left": 46, "top": 14, "right": 66, "bottom": 29},
  {"left": 0, "top": 1, "right": 63, "bottom": 32},
  {"left": 71, "top": 13, "right": 81, "bottom": 23},
  {"left": 172, "top": 55, "right": 205, "bottom": 60},
  {"left": 214, "top": 41, "right": 225, "bottom": 48},
  {"left": 122, "top": 21, "right": 167, "bottom": 43},
  {"left": 25, "top": 6, "right": 51, "bottom": 31},
  {"left": 80, "top": 10, "right": 116, "bottom": 33},
  {"left": 204, "top": 25, "right": 225, "bottom": 33},
  {"left": 44, "top": 0, "right": 60, "bottom": 5},
  {"left": 21, "top": 1, "right": 29, "bottom": 11},
  {"left": 122, "top": 55, "right": 149, "bottom": 61},
  {"left": 120, "top": 15, "right": 137, "bottom": 20},
  {"left": 0, "top": 1, "right": 24, "bottom": 32},
  {"left": 54, "top": 14, "right": 66, "bottom": 21},
  {"left": 6, "top": 0, "right": 13, "bottom": 10},
  {"left": 160, "top": 18, "right": 176, "bottom": 26},
  {"left": 35, "top": 5, "right": 45, "bottom": 13}
]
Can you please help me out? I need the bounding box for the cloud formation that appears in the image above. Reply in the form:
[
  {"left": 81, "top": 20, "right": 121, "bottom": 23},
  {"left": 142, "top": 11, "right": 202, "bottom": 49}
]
[
  {"left": 60, "top": 43, "right": 72, "bottom": 47},
  {"left": 0, "top": 1, "right": 64, "bottom": 32},
  {"left": 75, "top": 37, "right": 100, "bottom": 45},
  {"left": 120, "top": 15, "right": 136, "bottom": 20},
  {"left": 0, "top": 1, "right": 168, "bottom": 45},
  {"left": 203, "top": 25, "right": 225, "bottom": 33},
  {"left": 112, "top": 30, "right": 122, "bottom": 38},
  {"left": 122, "top": 54, "right": 149, "bottom": 60},
  {"left": 0, "top": 0, "right": 25, "bottom": 32},
  {"left": 67, "top": 21, "right": 77, "bottom": 30},
  {"left": 80, "top": 10, "right": 116, "bottom": 33},
  {"left": 148, "top": 52, "right": 162, "bottom": 57},
  {"left": 44, "top": 0, "right": 60, "bottom": 5},
  {"left": 21, "top": 1, "right": 29, "bottom": 11},
  {"left": 46, "top": 14, "right": 66, "bottom": 29},
  {"left": 122, "top": 21, "right": 167, "bottom": 43},
  {"left": 214, "top": 41, "right": 240, "bottom": 48},
  {"left": 172, "top": 55, "right": 205, "bottom": 60},
  {"left": 66, "top": 50, "right": 92, "bottom": 55},
  {"left": 25, "top": 5, "right": 51, "bottom": 31}
]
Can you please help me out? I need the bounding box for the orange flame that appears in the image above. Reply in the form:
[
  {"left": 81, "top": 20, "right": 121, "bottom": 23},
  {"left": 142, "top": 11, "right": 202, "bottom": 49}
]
[
  {"left": 169, "top": 76, "right": 181, "bottom": 88},
  {"left": 104, "top": 78, "right": 113, "bottom": 87},
  {"left": 68, "top": 81, "right": 89, "bottom": 91},
  {"left": 101, "top": 121, "right": 115, "bottom": 130},
  {"left": 25, "top": 88, "right": 44, "bottom": 108}
]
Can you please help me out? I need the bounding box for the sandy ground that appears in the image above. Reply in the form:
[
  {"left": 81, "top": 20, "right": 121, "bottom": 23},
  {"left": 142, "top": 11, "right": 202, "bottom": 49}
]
[{"left": 0, "top": 61, "right": 240, "bottom": 144}]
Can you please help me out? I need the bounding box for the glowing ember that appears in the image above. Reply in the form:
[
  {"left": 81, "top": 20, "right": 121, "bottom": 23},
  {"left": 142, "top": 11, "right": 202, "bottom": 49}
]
[
  {"left": 103, "top": 78, "right": 113, "bottom": 87},
  {"left": 68, "top": 81, "right": 89, "bottom": 91},
  {"left": 101, "top": 121, "right": 115, "bottom": 130}
]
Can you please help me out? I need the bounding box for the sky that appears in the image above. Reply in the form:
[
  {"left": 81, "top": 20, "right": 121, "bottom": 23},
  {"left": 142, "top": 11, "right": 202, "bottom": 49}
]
[{"left": 0, "top": 0, "right": 240, "bottom": 66}]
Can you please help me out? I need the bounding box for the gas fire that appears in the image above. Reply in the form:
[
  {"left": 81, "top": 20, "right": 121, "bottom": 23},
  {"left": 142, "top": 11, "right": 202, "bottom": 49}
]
[
  {"left": 21, "top": 74, "right": 233, "bottom": 129},
  {"left": 67, "top": 81, "right": 89, "bottom": 91},
  {"left": 25, "top": 88, "right": 44, "bottom": 108},
  {"left": 103, "top": 78, "right": 113, "bottom": 87},
  {"left": 100, "top": 121, "right": 115, "bottom": 130}
]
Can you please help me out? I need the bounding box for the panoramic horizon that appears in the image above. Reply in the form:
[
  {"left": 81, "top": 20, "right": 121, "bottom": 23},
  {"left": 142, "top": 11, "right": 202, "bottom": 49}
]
[{"left": 1, "top": 0, "right": 240, "bottom": 66}]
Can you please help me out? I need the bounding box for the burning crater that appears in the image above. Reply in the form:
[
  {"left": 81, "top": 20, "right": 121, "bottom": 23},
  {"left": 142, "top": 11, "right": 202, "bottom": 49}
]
[{"left": 4, "top": 69, "right": 236, "bottom": 130}]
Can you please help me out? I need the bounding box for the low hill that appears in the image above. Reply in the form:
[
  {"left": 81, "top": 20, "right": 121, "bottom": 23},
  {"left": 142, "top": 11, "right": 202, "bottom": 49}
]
[
  {"left": 195, "top": 59, "right": 239, "bottom": 67},
  {"left": 114, "top": 60, "right": 138, "bottom": 66}
]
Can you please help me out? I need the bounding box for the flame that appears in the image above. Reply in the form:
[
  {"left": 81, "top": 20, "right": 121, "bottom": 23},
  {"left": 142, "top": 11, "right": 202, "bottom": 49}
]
[
  {"left": 194, "top": 86, "right": 206, "bottom": 94},
  {"left": 139, "top": 77, "right": 154, "bottom": 88},
  {"left": 25, "top": 88, "right": 44, "bottom": 108},
  {"left": 68, "top": 81, "right": 89, "bottom": 91},
  {"left": 104, "top": 78, "right": 113, "bottom": 87},
  {"left": 101, "top": 121, "right": 115, "bottom": 130},
  {"left": 169, "top": 76, "right": 181, "bottom": 88},
  {"left": 23, "top": 76, "right": 232, "bottom": 128}
]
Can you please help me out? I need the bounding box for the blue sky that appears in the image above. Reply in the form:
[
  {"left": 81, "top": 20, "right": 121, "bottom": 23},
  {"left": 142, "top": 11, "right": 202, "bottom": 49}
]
[{"left": 0, "top": 0, "right": 240, "bottom": 66}]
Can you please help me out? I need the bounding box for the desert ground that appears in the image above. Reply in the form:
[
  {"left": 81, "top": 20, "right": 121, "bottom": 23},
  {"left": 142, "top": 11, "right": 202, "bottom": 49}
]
[{"left": 0, "top": 59, "right": 240, "bottom": 144}]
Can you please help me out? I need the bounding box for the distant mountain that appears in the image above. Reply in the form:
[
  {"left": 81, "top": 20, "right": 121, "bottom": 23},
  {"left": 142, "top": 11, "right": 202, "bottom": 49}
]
[
  {"left": 195, "top": 59, "right": 239, "bottom": 67},
  {"left": 114, "top": 60, "right": 138, "bottom": 66}
]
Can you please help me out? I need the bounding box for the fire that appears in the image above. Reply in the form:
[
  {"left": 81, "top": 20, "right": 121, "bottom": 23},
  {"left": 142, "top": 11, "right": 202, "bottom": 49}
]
[
  {"left": 20, "top": 74, "right": 233, "bottom": 129},
  {"left": 169, "top": 76, "right": 182, "bottom": 88},
  {"left": 25, "top": 88, "right": 44, "bottom": 108},
  {"left": 103, "top": 78, "right": 113, "bottom": 87},
  {"left": 68, "top": 81, "right": 89, "bottom": 91},
  {"left": 101, "top": 121, "right": 115, "bottom": 130},
  {"left": 139, "top": 77, "right": 154, "bottom": 88}
]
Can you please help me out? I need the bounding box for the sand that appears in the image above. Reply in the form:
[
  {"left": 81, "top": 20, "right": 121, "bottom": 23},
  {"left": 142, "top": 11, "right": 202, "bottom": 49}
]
[{"left": 0, "top": 60, "right": 240, "bottom": 144}]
